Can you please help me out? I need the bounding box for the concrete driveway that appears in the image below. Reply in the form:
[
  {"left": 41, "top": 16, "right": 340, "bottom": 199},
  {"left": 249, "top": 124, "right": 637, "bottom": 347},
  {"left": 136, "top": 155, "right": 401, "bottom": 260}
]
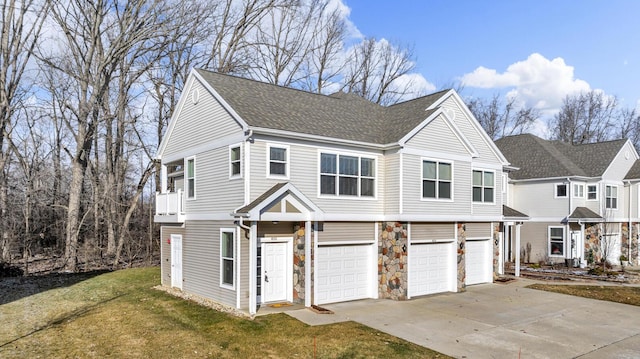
[{"left": 288, "top": 279, "right": 640, "bottom": 358}]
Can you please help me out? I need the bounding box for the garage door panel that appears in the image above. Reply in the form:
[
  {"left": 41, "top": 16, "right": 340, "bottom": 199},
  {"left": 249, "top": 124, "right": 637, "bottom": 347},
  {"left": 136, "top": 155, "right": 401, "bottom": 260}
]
[
  {"left": 316, "top": 244, "right": 372, "bottom": 305},
  {"left": 466, "top": 239, "right": 492, "bottom": 285},
  {"left": 409, "top": 242, "right": 454, "bottom": 297}
]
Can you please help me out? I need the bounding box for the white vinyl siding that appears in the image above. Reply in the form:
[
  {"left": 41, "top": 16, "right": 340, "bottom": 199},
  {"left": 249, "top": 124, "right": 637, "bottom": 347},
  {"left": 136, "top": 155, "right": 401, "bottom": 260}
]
[
  {"left": 511, "top": 181, "right": 572, "bottom": 218},
  {"left": 404, "top": 115, "right": 471, "bottom": 156},
  {"left": 384, "top": 152, "right": 400, "bottom": 214},
  {"left": 164, "top": 79, "right": 243, "bottom": 157},
  {"left": 465, "top": 222, "right": 491, "bottom": 238},
  {"left": 182, "top": 221, "right": 237, "bottom": 308},
  {"left": 317, "top": 222, "right": 375, "bottom": 243},
  {"left": 410, "top": 223, "right": 455, "bottom": 240}
]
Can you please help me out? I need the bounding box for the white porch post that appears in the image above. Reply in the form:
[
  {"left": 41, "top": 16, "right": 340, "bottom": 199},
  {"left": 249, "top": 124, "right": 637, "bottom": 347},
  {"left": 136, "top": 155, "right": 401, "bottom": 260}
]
[
  {"left": 305, "top": 220, "right": 312, "bottom": 308},
  {"left": 249, "top": 221, "right": 258, "bottom": 316},
  {"left": 515, "top": 223, "right": 521, "bottom": 277},
  {"left": 160, "top": 164, "right": 167, "bottom": 193},
  {"left": 498, "top": 230, "right": 504, "bottom": 275}
]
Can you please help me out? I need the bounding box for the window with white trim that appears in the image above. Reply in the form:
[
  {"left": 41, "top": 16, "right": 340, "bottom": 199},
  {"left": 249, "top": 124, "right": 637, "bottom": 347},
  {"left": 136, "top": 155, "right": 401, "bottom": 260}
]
[
  {"left": 220, "top": 229, "right": 235, "bottom": 288},
  {"left": 186, "top": 157, "right": 195, "bottom": 199},
  {"left": 472, "top": 170, "right": 494, "bottom": 203},
  {"left": 422, "top": 160, "right": 452, "bottom": 199},
  {"left": 548, "top": 226, "right": 565, "bottom": 256},
  {"left": 268, "top": 145, "right": 288, "bottom": 178},
  {"left": 319, "top": 153, "right": 375, "bottom": 197},
  {"left": 230, "top": 145, "right": 241, "bottom": 178},
  {"left": 587, "top": 184, "right": 598, "bottom": 200},
  {"left": 555, "top": 183, "right": 567, "bottom": 198},
  {"left": 573, "top": 184, "right": 584, "bottom": 198},
  {"left": 605, "top": 185, "right": 618, "bottom": 209}
]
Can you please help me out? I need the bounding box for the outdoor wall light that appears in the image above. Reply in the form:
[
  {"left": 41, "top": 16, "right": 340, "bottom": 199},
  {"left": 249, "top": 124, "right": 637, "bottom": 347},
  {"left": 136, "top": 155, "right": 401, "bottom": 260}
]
[
  {"left": 402, "top": 244, "right": 407, "bottom": 252},
  {"left": 272, "top": 221, "right": 279, "bottom": 225}
]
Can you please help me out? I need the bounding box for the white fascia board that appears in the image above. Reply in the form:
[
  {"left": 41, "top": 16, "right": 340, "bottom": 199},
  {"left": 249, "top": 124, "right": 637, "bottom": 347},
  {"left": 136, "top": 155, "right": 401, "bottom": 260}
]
[
  {"left": 427, "top": 89, "right": 510, "bottom": 166},
  {"left": 510, "top": 176, "right": 600, "bottom": 184},
  {"left": 235, "top": 183, "right": 324, "bottom": 219},
  {"left": 397, "top": 107, "right": 479, "bottom": 157}
]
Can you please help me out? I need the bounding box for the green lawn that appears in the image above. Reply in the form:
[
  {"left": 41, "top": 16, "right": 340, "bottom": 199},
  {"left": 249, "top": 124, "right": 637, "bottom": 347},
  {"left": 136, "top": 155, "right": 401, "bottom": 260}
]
[
  {"left": 0, "top": 267, "right": 449, "bottom": 358},
  {"left": 528, "top": 283, "right": 640, "bottom": 307}
]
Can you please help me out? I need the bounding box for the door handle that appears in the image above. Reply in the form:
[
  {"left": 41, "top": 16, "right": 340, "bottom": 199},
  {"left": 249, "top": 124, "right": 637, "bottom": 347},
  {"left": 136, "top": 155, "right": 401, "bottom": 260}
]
[{"left": 264, "top": 272, "right": 269, "bottom": 283}]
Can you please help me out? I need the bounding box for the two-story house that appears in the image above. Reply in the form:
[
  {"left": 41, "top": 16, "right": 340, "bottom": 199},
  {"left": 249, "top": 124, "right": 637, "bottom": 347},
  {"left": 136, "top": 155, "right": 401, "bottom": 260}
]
[
  {"left": 155, "top": 69, "right": 512, "bottom": 315},
  {"left": 495, "top": 134, "right": 640, "bottom": 267}
]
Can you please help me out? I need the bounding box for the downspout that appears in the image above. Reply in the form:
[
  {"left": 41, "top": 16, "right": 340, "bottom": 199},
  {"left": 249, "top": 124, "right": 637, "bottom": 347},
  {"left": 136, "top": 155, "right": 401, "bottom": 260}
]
[{"left": 567, "top": 177, "right": 572, "bottom": 261}]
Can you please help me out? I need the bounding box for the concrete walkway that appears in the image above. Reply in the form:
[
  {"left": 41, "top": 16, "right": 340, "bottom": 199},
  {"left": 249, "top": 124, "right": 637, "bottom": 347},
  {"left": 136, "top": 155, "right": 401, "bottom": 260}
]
[{"left": 287, "top": 279, "right": 640, "bottom": 358}]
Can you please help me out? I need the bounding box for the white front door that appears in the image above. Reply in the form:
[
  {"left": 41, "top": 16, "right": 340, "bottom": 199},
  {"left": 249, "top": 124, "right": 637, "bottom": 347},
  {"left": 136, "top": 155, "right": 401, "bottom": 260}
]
[
  {"left": 262, "top": 241, "right": 289, "bottom": 303},
  {"left": 170, "top": 234, "right": 183, "bottom": 289}
]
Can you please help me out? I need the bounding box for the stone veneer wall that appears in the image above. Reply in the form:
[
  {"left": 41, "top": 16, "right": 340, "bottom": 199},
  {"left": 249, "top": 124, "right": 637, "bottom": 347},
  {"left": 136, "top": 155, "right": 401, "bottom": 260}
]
[
  {"left": 378, "top": 222, "right": 408, "bottom": 300},
  {"left": 621, "top": 222, "right": 638, "bottom": 266},
  {"left": 457, "top": 223, "right": 466, "bottom": 291},
  {"left": 292, "top": 223, "right": 306, "bottom": 304},
  {"left": 584, "top": 223, "right": 602, "bottom": 265},
  {"left": 493, "top": 223, "right": 500, "bottom": 278}
]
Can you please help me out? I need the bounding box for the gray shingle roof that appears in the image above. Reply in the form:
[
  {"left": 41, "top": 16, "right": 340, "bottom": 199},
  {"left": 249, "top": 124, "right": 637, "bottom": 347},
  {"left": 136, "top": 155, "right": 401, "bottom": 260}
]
[
  {"left": 625, "top": 160, "right": 640, "bottom": 180},
  {"left": 503, "top": 205, "right": 529, "bottom": 219},
  {"left": 495, "top": 134, "right": 627, "bottom": 180},
  {"left": 568, "top": 207, "right": 602, "bottom": 220},
  {"left": 195, "top": 69, "right": 447, "bottom": 144},
  {"left": 235, "top": 182, "right": 288, "bottom": 214}
]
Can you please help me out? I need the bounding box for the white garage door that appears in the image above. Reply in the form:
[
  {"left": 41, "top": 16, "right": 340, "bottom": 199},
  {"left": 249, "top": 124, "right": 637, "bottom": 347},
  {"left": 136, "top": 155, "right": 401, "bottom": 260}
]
[
  {"left": 466, "top": 239, "right": 492, "bottom": 285},
  {"left": 316, "top": 244, "right": 372, "bottom": 305},
  {"left": 409, "top": 242, "right": 455, "bottom": 297}
]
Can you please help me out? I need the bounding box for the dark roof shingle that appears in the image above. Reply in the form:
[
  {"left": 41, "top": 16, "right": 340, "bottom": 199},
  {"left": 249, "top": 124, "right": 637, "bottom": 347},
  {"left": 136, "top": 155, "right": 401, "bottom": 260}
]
[
  {"left": 195, "top": 69, "right": 448, "bottom": 144},
  {"left": 495, "top": 134, "right": 627, "bottom": 180}
]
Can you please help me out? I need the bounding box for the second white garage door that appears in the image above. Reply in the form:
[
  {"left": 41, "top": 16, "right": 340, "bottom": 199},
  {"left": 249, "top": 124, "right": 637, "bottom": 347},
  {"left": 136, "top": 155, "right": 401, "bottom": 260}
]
[
  {"left": 316, "top": 244, "right": 373, "bottom": 305},
  {"left": 465, "top": 239, "right": 493, "bottom": 285},
  {"left": 408, "top": 242, "right": 455, "bottom": 297}
]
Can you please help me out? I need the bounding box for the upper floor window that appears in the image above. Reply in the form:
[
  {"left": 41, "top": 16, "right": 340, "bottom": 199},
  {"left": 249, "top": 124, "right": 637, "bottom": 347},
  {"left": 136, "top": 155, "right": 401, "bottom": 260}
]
[
  {"left": 220, "top": 229, "right": 236, "bottom": 288},
  {"left": 320, "top": 153, "right": 375, "bottom": 197},
  {"left": 230, "top": 145, "right": 241, "bottom": 178},
  {"left": 587, "top": 184, "right": 598, "bottom": 200},
  {"left": 472, "top": 170, "right": 494, "bottom": 203},
  {"left": 422, "top": 160, "right": 452, "bottom": 200},
  {"left": 555, "top": 183, "right": 567, "bottom": 198},
  {"left": 268, "top": 145, "right": 288, "bottom": 178},
  {"left": 573, "top": 184, "right": 584, "bottom": 198},
  {"left": 186, "top": 157, "right": 195, "bottom": 199},
  {"left": 605, "top": 185, "right": 618, "bottom": 209}
]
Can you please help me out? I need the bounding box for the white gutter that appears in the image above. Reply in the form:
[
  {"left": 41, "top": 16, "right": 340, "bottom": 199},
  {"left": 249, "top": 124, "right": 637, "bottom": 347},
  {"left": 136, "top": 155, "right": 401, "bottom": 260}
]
[{"left": 626, "top": 180, "right": 633, "bottom": 263}]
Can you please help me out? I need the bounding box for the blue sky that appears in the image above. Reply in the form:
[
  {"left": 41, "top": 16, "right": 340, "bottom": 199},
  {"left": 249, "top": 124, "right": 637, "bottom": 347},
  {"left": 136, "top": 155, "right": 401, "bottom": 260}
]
[{"left": 342, "top": 0, "right": 640, "bottom": 122}]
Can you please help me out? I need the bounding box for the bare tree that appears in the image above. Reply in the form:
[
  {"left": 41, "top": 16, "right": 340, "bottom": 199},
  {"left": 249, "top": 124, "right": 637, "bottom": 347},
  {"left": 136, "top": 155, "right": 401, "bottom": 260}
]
[
  {"left": 552, "top": 90, "right": 617, "bottom": 144},
  {"left": 0, "top": 0, "right": 49, "bottom": 263},
  {"left": 342, "top": 37, "right": 417, "bottom": 105},
  {"left": 467, "top": 94, "right": 540, "bottom": 140}
]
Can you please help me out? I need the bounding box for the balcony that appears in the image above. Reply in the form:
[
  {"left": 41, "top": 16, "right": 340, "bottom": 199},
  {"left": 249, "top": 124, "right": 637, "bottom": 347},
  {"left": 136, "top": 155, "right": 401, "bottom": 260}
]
[{"left": 155, "top": 190, "right": 185, "bottom": 223}]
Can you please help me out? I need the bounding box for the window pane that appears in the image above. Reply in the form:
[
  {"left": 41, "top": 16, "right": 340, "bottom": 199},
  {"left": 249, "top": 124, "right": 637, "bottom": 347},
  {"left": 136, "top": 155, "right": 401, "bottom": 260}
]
[
  {"left": 612, "top": 186, "right": 617, "bottom": 196},
  {"left": 320, "top": 175, "right": 335, "bottom": 194},
  {"left": 472, "top": 170, "right": 482, "bottom": 186},
  {"left": 556, "top": 184, "right": 567, "bottom": 197},
  {"left": 439, "top": 181, "right": 451, "bottom": 199},
  {"left": 187, "top": 159, "right": 194, "bottom": 177},
  {"left": 270, "top": 162, "right": 286, "bottom": 175},
  {"left": 222, "top": 232, "right": 234, "bottom": 258},
  {"left": 484, "top": 188, "right": 494, "bottom": 202},
  {"left": 188, "top": 178, "right": 194, "bottom": 198},
  {"left": 423, "top": 180, "right": 436, "bottom": 198},
  {"left": 230, "top": 147, "right": 240, "bottom": 161},
  {"left": 550, "top": 228, "right": 563, "bottom": 238},
  {"left": 483, "top": 172, "right": 494, "bottom": 187},
  {"left": 270, "top": 147, "right": 286, "bottom": 161},
  {"left": 423, "top": 161, "right": 436, "bottom": 179},
  {"left": 223, "top": 259, "right": 234, "bottom": 285},
  {"left": 439, "top": 163, "right": 451, "bottom": 181},
  {"left": 320, "top": 154, "right": 336, "bottom": 174},
  {"left": 361, "top": 158, "right": 374, "bottom": 177},
  {"left": 473, "top": 187, "right": 482, "bottom": 202},
  {"left": 339, "top": 177, "right": 358, "bottom": 195},
  {"left": 606, "top": 186, "right": 611, "bottom": 196},
  {"left": 231, "top": 162, "right": 240, "bottom": 175},
  {"left": 339, "top": 156, "right": 358, "bottom": 175},
  {"left": 611, "top": 198, "right": 617, "bottom": 209},
  {"left": 361, "top": 178, "right": 374, "bottom": 197},
  {"left": 550, "top": 242, "right": 563, "bottom": 255}
]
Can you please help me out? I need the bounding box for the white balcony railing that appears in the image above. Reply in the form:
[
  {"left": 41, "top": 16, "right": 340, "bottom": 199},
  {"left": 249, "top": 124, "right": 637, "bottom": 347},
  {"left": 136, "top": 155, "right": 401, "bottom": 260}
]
[{"left": 155, "top": 190, "right": 185, "bottom": 222}]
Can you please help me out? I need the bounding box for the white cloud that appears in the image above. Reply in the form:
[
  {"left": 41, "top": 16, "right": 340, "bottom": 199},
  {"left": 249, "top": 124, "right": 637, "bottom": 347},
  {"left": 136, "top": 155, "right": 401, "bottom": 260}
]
[
  {"left": 393, "top": 72, "right": 436, "bottom": 101},
  {"left": 460, "top": 53, "right": 591, "bottom": 113}
]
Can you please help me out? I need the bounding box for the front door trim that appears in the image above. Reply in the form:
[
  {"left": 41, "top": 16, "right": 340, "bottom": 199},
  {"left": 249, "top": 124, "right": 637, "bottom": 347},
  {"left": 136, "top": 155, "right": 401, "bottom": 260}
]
[{"left": 260, "top": 237, "right": 293, "bottom": 304}]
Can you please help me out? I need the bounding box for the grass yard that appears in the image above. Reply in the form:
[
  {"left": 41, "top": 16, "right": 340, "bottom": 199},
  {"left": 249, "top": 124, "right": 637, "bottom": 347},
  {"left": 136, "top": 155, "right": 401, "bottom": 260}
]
[
  {"left": 0, "top": 267, "right": 448, "bottom": 358},
  {"left": 528, "top": 283, "right": 640, "bottom": 307}
]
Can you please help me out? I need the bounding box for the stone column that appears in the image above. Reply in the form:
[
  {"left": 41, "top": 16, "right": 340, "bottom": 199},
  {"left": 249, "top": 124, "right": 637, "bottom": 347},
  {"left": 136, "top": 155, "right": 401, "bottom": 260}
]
[
  {"left": 378, "top": 222, "right": 408, "bottom": 300},
  {"left": 457, "top": 223, "right": 466, "bottom": 291}
]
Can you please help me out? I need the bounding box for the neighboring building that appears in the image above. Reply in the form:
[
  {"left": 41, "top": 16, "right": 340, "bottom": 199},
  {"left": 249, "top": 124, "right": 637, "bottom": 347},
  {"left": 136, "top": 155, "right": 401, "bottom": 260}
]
[
  {"left": 496, "top": 134, "right": 640, "bottom": 267},
  {"left": 154, "top": 69, "right": 512, "bottom": 315}
]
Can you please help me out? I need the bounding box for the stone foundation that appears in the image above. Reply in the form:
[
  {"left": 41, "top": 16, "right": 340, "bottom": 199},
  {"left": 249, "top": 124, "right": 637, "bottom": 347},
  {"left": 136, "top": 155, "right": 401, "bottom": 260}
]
[
  {"left": 292, "top": 223, "right": 306, "bottom": 303},
  {"left": 457, "top": 223, "right": 466, "bottom": 291}
]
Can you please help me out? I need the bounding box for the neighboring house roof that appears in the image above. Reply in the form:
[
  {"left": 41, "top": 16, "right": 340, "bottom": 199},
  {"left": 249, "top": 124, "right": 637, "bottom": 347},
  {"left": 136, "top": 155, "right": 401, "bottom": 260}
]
[
  {"left": 568, "top": 207, "right": 603, "bottom": 222},
  {"left": 625, "top": 159, "right": 640, "bottom": 180},
  {"left": 494, "top": 134, "right": 628, "bottom": 180},
  {"left": 195, "top": 69, "right": 447, "bottom": 145},
  {"left": 503, "top": 205, "right": 529, "bottom": 219}
]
